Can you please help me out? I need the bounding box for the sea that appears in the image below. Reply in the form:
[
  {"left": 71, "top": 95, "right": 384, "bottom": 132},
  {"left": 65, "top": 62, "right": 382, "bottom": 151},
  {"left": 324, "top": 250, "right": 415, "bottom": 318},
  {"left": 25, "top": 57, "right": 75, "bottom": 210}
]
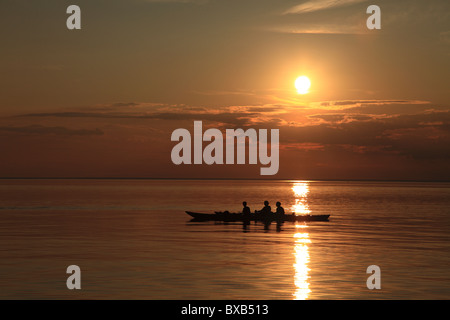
[{"left": 0, "top": 179, "right": 449, "bottom": 300}]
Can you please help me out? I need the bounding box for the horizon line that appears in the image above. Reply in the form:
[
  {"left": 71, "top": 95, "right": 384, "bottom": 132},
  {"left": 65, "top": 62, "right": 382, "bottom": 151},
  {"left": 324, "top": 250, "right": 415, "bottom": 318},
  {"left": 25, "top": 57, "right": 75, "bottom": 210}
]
[{"left": 0, "top": 177, "right": 449, "bottom": 183}]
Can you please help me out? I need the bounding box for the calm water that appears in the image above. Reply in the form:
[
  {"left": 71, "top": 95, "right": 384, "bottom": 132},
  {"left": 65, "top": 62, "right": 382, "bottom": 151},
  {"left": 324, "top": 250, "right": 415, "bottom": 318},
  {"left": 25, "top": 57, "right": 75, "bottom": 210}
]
[{"left": 0, "top": 179, "right": 449, "bottom": 299}]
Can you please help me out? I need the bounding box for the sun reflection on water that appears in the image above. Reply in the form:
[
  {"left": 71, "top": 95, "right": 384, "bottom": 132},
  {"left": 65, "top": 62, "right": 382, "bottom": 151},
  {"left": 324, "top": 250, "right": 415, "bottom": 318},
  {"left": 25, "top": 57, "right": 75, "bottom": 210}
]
[
  {"left": 291, "top": 182, "right": 311, "bottom": 215},
  {"left": 292, "top": 182, "right": 311, "bottom": 300}
]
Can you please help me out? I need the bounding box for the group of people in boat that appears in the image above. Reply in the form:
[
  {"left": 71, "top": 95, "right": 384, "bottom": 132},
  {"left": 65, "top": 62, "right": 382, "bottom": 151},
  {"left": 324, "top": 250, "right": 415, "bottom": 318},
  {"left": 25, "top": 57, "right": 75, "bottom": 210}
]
[
  {"left": 241, "top": 200, "right": 285, "bottom": 231},
  {"left": 242, "top": 200, "right": 285, "bottom": 216}
]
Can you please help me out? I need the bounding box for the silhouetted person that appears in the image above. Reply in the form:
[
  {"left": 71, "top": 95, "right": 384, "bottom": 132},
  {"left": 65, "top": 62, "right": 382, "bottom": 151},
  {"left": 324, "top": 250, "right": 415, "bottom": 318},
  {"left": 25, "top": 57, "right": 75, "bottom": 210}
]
[
  {"left": 242, "top": 201, "right": 251, "bottom": 215},
  {"left": 258, "top": 201, "right": 272, "bottom": 215},
  {"left": 257, "top": 201, "right": 272, "bottom": 230},
  {"left": 275, "top": 201, "right": 285, "bottom": 231},
  {"left": 242, "top": 201, "right": 251, "bottom": 228},
  {"left": 275, "top": 202, "right": 285, "bottom": 215}
]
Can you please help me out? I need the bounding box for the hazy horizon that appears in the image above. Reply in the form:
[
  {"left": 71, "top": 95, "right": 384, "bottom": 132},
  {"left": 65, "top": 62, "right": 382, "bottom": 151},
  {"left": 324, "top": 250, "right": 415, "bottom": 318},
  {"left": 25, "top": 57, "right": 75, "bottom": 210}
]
[{"left": 1, "top": 177, "right": 450, "bottom": 183}]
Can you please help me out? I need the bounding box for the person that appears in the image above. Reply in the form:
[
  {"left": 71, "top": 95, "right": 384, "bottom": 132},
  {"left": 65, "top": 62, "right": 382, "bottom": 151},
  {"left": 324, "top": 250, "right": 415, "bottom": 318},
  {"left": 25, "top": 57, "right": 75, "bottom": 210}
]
[
  {"left": 275, "top": 202, "right": 285, "bottom": 215},
  {"left": 242, "top": 201, "right": 251, "bottom": 215},
  {"left": 275, "top": 201, "right": 285, "bottom": 231},
  {"left": 242, "top": 201, "right": 251, "bottom": 229},
  {"left": 258, "top": 200, "right": 272, "bottom": 214}
]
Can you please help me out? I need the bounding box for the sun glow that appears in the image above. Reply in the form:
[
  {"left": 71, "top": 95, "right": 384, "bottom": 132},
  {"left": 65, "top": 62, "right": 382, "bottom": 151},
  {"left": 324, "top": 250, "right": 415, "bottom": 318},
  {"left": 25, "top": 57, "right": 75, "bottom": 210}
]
[{"left": 295, "top": 76, "right": 311, "bottom": 94}]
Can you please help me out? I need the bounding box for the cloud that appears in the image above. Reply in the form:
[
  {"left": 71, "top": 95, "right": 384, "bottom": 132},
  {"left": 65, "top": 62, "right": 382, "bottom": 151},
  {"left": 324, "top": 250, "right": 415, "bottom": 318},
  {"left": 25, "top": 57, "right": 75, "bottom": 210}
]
[
  {"left": 308, "top": 114, "right": 346, "bottom": 122},
  {"left": 16, "top": 110, "right": 259, "bottom": 127},
  {"left": 283, "top": 0, "right": 367, "bottom": 15},
  {"left": 0, "top": 125, "right": 103, "bottom": 136},
  {"left": 273, "top": 0, "right": 372, "bottom": 35},
  {"left": 11, "top": 100, "right": 450, "bottom": 161},
  {"left": 326, "top": 100, "right": 412, "bottom": 106},
  {"left": 268, "top": 24, "right": 366, "bottom": 35},
  {"left": 313, "top": 100, "right": 432, "bottom": 112},
  {"left": 110, "top": 102, "right": 140, "bottom": 108},
  {"left": 281, "top": 110, "right": 450, "bottom": 160},
  {"left": 16, "top": 103, "right": 287, "bottom": 127},
  {"left": 2, "top": 99, "right": 450, "bottom": 179}
]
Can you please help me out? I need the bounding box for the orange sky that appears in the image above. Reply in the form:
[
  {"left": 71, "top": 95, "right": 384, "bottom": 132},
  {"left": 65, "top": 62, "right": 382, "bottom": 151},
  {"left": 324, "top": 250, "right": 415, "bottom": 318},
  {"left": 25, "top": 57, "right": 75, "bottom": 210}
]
[{"left": 0, "top": 0, "right": 449, "bottom": 180}]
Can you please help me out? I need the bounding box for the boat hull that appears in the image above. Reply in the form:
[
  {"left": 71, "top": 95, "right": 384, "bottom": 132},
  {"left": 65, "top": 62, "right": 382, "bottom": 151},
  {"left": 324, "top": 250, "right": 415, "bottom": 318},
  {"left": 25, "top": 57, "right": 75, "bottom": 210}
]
[{"left": 186, "top": 211, "right": 330, "bottom": 222}]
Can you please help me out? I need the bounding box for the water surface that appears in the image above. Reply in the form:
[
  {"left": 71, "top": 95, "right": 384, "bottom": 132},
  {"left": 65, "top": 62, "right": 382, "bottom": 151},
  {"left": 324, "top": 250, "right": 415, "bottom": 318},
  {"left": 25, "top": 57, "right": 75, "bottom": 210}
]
[{"left": 0, "top": 179, "right": 449, "bottom": 299}]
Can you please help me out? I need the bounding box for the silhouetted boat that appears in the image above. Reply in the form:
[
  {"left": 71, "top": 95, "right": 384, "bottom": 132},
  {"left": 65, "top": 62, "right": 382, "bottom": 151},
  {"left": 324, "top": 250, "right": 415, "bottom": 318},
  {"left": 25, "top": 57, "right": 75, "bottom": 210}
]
[{"left": 186, "top": 211, "right": 330, "bottom": 222}]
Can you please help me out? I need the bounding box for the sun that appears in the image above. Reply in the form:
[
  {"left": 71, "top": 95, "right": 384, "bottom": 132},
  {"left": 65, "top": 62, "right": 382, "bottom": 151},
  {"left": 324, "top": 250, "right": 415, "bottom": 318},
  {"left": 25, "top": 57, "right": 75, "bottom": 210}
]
[{"left": 295, "top": 76, "right": 311, "bottom": 94}]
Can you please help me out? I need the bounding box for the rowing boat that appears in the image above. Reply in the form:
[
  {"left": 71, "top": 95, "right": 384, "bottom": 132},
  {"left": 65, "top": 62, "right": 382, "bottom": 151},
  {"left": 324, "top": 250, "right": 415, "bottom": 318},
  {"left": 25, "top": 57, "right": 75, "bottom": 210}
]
[{"left": 186, "top": 211, "right": 330, "bottom": 222}]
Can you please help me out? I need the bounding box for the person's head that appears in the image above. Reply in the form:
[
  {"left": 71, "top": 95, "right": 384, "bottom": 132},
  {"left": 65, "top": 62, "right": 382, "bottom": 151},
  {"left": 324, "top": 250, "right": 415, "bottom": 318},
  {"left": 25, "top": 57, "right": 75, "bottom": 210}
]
[
  {"left": 243, "top": 201, "right": 247, "bottom": 207},
  {"left": 264, "top": 200, "right": 269, "bottom": 206},
  {"left": 276, "top": 202, "right": 281, "bottom": 207}
]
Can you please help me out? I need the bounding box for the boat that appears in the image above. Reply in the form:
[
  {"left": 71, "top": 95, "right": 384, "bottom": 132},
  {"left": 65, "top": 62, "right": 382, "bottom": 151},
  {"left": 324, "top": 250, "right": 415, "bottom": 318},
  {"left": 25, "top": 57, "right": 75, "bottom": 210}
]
[{"left": 186, "top": 211, "right": 330, "bottom": 222}]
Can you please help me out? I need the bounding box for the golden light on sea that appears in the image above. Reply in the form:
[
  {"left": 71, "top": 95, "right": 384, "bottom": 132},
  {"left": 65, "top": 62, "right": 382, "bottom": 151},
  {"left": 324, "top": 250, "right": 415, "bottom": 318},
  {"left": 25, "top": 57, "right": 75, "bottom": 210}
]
[
  {"left": 293, "top": 226, "right": 311, "bottom": 300},
  {"left": 291, "top": 182, "right": 311, "bottom": 215}
]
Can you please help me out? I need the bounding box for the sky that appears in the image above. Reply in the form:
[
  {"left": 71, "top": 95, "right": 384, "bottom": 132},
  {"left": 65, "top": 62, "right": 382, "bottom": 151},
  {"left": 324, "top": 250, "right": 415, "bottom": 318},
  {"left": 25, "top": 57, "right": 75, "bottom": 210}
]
[{"left": 0, "top": 0, "right": 449, "bottom": 180}]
